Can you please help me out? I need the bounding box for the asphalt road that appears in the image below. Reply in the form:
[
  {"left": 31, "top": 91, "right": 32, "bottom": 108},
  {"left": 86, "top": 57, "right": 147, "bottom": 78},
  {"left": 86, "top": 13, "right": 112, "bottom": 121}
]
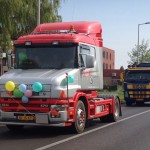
[{"left": 0, "top": 103, "right": 150, "bottom": 150}]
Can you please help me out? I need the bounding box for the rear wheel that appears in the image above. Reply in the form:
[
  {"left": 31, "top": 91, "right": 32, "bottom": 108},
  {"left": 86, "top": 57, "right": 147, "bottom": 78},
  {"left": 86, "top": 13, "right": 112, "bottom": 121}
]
[
  {"left": 111, "top": 97, "right": 120, "bottom": 121},
  {"left": 71, "top": 100, "right": 86, "bottom": 133},
  {"left": 6, "top": 125, "right": 24, "bottom": 131},
  {"left": 100, "top": 97, "right": 120, "bottom": 122}
]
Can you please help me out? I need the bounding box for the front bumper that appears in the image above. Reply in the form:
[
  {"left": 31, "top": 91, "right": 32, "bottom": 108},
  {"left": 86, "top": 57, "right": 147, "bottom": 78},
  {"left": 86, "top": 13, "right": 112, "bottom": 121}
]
[{"left": 0, "top": 110, "right": 68, "bottom": 127}]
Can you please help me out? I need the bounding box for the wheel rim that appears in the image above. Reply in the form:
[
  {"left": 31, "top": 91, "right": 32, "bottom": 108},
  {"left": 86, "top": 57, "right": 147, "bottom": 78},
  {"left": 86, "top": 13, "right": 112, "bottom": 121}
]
[
  {"left": 114, "top": 99, "right": 120, "bottom": 117},
  {"left": 77, "top": 108, "right": 85, "bottom": 127}
]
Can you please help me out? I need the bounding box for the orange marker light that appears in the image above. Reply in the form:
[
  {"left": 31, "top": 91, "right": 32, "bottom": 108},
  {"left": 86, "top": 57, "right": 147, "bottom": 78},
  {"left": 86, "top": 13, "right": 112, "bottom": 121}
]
[
  {"left": 69, "top": 25, "right": 76, "bottom": 32},
  {"left": 59, "top": 90, "right": 66, "bottom": 98}
]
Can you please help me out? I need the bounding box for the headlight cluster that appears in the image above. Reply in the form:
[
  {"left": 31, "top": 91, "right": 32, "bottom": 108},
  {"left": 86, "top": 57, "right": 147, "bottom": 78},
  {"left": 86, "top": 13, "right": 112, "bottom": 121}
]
[
  {"left": 50, "top": 105, "right": 68, "bottom": 118},
  {"left": 51, "top": 105, "right": 68, "bottom": 111}
]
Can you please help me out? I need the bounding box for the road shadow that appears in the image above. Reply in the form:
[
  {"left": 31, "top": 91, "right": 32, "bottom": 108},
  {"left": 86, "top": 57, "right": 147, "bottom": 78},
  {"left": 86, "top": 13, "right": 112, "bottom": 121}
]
[
  {"left": 123, "top": 102, "right": 150, "bottom": 107},
  {"left": 0, "top": 119, "right": 107, "bottom": 140},
  {"left": 0, "top": 126, "right": 75, "bottom": 140}
]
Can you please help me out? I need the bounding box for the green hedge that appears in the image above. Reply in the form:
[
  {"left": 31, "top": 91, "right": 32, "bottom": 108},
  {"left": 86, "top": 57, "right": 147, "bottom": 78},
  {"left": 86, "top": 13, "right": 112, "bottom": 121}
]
[{"left": 104, "top": 85, "right": 117, "bottom": 91}]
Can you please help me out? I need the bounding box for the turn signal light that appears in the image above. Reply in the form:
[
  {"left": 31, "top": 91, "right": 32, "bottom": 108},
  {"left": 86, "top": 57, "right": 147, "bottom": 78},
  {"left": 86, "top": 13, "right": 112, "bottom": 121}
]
[{"left": 59, "top": 90, "right": 67, "bottom": 99}]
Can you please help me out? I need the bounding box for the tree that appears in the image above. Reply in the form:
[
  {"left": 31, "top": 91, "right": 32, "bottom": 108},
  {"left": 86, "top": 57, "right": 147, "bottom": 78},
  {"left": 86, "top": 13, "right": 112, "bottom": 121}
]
[
  {"left": 120, "top": 66, "right": 124, "bottom": 70},
  {"left": 128, "top": 39, "right": 150, "bottom": 65},
  {"left": 0, "top": 0, "right": 62, "bottom": 52}
]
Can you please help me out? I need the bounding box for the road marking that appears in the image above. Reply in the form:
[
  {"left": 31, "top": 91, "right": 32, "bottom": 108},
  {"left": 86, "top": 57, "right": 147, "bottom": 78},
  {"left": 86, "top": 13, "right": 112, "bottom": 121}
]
[{"left": 34, "top": 109, "right": 150, "bottom": 150}]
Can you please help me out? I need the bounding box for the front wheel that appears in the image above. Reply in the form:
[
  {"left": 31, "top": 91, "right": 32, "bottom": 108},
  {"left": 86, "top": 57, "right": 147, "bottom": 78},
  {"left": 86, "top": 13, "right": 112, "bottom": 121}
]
[{"left": 71, "top": 100, "right": 86, "bottom": 133}]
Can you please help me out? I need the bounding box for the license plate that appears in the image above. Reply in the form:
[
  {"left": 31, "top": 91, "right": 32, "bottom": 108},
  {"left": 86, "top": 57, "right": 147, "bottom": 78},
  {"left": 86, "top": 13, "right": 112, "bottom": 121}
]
[{"left": 18, "top": 116, "right": 34, "bottom": 121}]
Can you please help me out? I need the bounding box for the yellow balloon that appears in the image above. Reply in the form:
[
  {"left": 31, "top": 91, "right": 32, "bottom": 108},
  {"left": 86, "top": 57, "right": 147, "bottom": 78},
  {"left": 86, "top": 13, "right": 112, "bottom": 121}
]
[{"left": 5, "top": 81, "right": 15, "bottom": 91}]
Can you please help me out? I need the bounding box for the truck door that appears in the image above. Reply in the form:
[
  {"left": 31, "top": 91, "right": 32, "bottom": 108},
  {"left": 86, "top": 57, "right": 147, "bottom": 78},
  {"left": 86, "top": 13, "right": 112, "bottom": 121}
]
[{"left": 79, "top": 44, "right": 99, "bottom": 90}]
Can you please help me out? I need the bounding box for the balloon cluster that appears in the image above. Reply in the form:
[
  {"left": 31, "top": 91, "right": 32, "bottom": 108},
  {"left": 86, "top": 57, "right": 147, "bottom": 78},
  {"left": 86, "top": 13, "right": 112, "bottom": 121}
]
[{"left": 5, "top": 81, "right": 43, "bottom": 103}]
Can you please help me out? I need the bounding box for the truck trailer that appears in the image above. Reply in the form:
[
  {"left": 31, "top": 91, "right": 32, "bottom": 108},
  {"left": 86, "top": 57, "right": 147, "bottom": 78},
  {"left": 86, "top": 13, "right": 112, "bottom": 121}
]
[{"left": 0, "top": 21, "right": 121, "bottom": 133}]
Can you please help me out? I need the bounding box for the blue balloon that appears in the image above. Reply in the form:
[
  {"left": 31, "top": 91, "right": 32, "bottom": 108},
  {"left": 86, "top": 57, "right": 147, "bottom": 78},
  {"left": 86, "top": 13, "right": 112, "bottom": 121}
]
[
  {"left": 32, "top": 82, "right": 43, "bottom": 92},
  {"left": 62, "top": 75, "right": 75, "bottom": 85},
  {"left": 19, "top": 84, "right": 27, "bottom": 93},
  {"left": 22, "top": 96, "right": 29, "bottom": 103}
]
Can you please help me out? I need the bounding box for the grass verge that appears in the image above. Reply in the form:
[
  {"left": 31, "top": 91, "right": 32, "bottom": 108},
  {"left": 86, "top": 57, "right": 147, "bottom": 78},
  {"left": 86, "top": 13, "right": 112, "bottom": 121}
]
[{"left": 99, "top": 85, "right": 125, "bottom": 103}]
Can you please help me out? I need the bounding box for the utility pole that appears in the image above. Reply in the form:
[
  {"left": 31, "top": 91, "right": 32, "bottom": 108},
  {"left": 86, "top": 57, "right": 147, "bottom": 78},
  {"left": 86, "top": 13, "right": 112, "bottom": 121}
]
[
  {"left": 37, "top": 0, "right": 40, "bottom": 25},
  {"left": 0, "top": 52, "right": 2, "bottom": 76},
  {"left": 137, "top": 22, "right": 150, "bottom": 64}
]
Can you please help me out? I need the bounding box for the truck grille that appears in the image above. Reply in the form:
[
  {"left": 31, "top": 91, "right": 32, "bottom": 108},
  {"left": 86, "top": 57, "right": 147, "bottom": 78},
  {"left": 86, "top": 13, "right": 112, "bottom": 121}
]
[
  {"left": 0, "top": 98, "right": 50, "bottom": 112},
  {"left": 127, "top": 84, "right": 150, "bottom": 99}
]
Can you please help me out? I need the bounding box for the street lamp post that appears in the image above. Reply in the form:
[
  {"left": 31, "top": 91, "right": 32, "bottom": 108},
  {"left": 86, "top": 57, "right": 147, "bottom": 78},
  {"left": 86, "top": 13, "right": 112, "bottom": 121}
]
[{"left": 137, "top": 22, "right": 150, "bottom": 64}]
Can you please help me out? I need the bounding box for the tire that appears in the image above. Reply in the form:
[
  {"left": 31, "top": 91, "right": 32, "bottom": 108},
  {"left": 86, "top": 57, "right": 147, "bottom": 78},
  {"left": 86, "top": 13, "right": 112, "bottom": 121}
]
[
  {"left": 100, "top": 97, "right": 120, "bottom": 122},
  {"left": 85, "top": 119, "right": 93, "bottom": 127},
  {"left": 71, "top": 100, "right": 86, "bottom": 133},
  {"left": 6, "top": 125, "right": 24, "bottom": 131}
]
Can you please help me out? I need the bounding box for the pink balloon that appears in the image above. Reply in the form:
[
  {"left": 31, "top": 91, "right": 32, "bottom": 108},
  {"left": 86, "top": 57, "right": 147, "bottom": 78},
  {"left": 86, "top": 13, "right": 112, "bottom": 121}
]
[{"left": 24, "top": 90, "right": 32, "bottom": 97}]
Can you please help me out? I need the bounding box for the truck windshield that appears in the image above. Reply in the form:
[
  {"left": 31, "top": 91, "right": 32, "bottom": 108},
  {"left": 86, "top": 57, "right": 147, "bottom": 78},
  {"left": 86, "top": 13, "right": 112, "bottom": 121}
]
[
  {"left": 14, "top": 45, "right": 78, "bottom": 69},
  {"left": 125, "top": 71, "right": 150, "bottom": 82}
]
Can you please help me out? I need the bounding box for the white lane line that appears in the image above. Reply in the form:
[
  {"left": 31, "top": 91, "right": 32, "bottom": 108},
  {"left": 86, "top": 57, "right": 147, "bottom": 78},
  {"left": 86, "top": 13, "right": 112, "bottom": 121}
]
[{"left": 35, "top": 109, "right": 150, "bottom": 150}]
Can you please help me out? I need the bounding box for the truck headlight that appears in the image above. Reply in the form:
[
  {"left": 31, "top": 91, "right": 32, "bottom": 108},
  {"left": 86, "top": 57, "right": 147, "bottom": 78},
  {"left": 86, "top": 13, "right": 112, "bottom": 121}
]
[
  {"left": 50, "top": 105, "right": 68, "bottom": 111},
  {"left": 50, "top": 105, "right": 68, "bottom": 118}
]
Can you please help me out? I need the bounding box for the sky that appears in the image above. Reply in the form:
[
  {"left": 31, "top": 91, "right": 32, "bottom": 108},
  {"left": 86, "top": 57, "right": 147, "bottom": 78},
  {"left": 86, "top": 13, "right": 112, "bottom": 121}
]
[{"left": 58, "top": 0, "right": 150, "bottom": 69}]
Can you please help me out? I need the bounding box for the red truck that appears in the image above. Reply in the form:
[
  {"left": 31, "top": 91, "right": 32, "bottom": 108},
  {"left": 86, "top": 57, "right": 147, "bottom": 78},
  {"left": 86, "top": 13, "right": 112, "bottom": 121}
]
[{"left": 0, "top": 21, "right": 121, "bottom": 133}]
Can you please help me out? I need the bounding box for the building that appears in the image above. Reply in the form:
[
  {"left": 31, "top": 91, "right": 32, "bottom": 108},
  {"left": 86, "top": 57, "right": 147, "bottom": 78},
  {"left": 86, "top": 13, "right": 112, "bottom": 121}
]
[
  {"left": 103, "top": 69, "right": 124, "bottom": 86},
  {"left": 103, "top": 47, "right": 115, "bottom": 69},
  {"left": 103, "top": 47, "right": 124, "bottom": 88}
]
